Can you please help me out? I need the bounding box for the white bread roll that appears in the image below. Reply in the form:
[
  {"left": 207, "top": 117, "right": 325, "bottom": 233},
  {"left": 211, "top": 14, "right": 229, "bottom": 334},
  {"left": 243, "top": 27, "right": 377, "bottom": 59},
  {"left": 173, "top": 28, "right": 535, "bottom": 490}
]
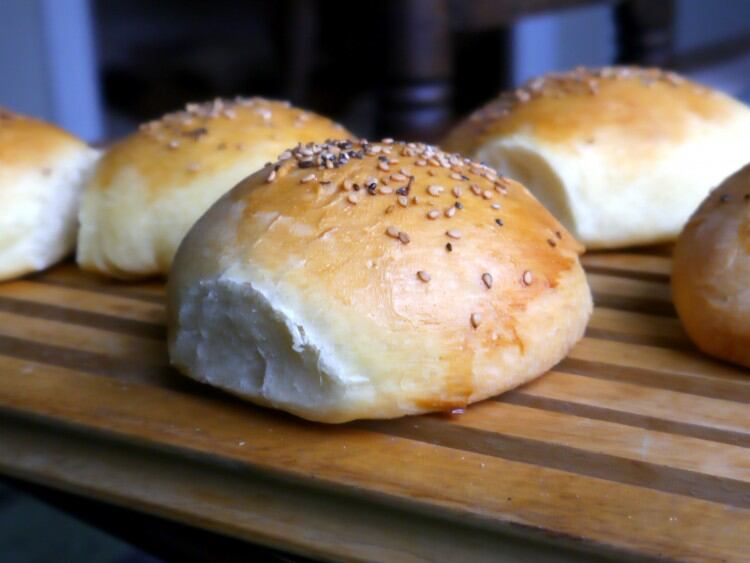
[
  {"left": 672, "top": 164, "right": 750, "bottom": 368},
  {"left": 443, "top": 66, "right": 750, "bottom": 250},
  {"left": 77, "top": 98, "right": 351, "bottom": 279},
  {"left": 168, "top": 140, "right": 592, "bottom": 423},
  {"left": 0, "top": 108, "right": 99, "bottom": 281}
]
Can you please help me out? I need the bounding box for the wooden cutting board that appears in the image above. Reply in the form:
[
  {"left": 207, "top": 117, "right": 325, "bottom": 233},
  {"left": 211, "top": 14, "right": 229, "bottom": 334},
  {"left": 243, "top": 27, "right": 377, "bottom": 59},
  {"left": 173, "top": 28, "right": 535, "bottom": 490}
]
[{"left": 0, "top": 250, "right": 748, "bottom": 562}]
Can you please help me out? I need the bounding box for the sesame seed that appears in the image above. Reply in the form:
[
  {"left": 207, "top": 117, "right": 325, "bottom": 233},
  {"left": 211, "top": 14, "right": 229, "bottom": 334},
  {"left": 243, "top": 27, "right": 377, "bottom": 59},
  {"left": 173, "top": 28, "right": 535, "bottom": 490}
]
[
  {"left": 445, "top": 206, "right": 456, "bottom": 218},
  {"left": 452, "top": 186, "right": 462, "bottom": 198},
  {"left": 301, "top": 173, "right": 317, "bottom": 184},
  {"left": 427, "top": 209, "right": 440, "bottom": 220},
  {"left": 547, "top": 239, "right": 557, "bottom": 247},
  {"left": 385, "top": 205, "right": 395, "bottom": 214},
  {"left": 342, "top": 179, "right": 353, "bottom": 191},
  {"left": 522, "top": 270, "right": 533, "bottom": 286},
  {"left": 470, "top": 184, "right": 482, "bottom": 196},
  {"left": 482, "top": 273, "right": 493, "bottom": 289},
  {"left": 719, "top": 194, "right": 731, "bottom": 203},
  {"left": 470, "top": 313, "right": 482, "bottom": 329},
  {"left": 382, "top": 138, "right": 394, "bottom": 144},
  {"left": 491, "top": 203, "right": 500, "bottom": 209},
  {"left": 495, "top": 218, "right": 504, "bottom": 226},
  {"left": 379, "top": 186, "right": 393, "bottom": 194},
  {"left": 450, "top": 172, "right": 463, "bottom": 180},
  {"left": 266, "top": 169, "right": 277, "bottom": 183},
  {"left": 482, "top": 190, "right": 493, "bottom": 200},
  {"left": 347, "top": 194, "right": 358, "bottom": 205},
  {"left": 428, "top": 158, "right": 441, "bottom": 167},
  {"left": 427, "top": 185, "right": 444, "bottom": 196},
  {"left": 398, "top": 195, "right": 408, "bottom": 207},
  {"left": 555, "top": 230, "right": 562, "bottom": 239},
  {"left": 391, "top": 173, "right": 408, "bottom": 182},
  {"left": 386, "top": 226, "right": 400, "bottom": 238},
  {"left": 378, "top": 162, "right": 390, "bottom": 172},
  {"left": 168, "top": 140, "right": 180, "bottom": 149},
  {"left": 445, "top": 242, "right": 453, "bottom": 252},
  {"left": 416, "top": 159, "right": 427, "bottom": 166},
  {"left": 455, "top": 201, "right": 463, "bottom": 209},
  {"left": 398, "top": 231, "right": 410, "bottom": 244},
  {"left": 446, "top": 229, "right": 462, "bottom": 239},
  {"left": 412, "top": 195, "right": 420, "bottom": 205},
  {"left": 417, "top": 270, "right": 431, "bottom": 283}
]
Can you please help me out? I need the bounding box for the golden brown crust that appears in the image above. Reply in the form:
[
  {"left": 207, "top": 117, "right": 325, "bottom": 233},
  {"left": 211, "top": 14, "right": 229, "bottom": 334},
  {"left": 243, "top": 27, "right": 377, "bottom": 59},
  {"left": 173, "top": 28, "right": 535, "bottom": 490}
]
[
  {"left": 443, "top": 66, "right": 733, "bottom": 157},
  {"left": 168, "top": 139, "right": 591, "bottom": 420},
  {"left": 672, "top": 164, "right": 750, "bottom": 368},
  {"left": 234, "top": 141, "right": 584, "bottom": 324},
  {"left": 92, "top": 97, "right": 350, "bottom": 196},
  {"left": 0, "top": 107, "right": 89, "bottom": 169}
]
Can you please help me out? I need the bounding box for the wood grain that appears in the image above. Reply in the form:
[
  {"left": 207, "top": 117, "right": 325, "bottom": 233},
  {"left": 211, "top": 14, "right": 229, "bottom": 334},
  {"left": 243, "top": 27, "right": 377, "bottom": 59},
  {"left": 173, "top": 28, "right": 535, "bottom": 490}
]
[{"left": 0, "top": 252, "right": 748, "bottom": 561}]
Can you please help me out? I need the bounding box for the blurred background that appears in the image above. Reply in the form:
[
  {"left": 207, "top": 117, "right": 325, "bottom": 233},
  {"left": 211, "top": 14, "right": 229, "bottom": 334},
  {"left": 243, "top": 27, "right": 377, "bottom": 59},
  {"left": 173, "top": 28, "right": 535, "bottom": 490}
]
[
  {"left": 2, "top": 0, "right": 750, "bottom": 561},
  {"left": 2, "top": 0, "right": 750, "bottom": 145}
]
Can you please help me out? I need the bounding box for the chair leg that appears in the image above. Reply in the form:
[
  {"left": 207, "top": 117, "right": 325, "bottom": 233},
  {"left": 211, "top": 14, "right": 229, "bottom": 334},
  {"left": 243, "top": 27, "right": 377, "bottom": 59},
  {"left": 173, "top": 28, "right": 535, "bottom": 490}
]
[
  {"left": 375, "top": 0, "right": 452, "bottom": 143},
  {"left": 614, "top": 0, "right": 675, "bottom": 66}
]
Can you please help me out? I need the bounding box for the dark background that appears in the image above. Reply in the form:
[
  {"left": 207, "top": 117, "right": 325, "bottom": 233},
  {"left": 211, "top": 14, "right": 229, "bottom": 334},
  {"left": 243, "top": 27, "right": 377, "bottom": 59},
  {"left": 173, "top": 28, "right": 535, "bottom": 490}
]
[{"left": 1, "top": 0, "right": 750, "bottom": 144}]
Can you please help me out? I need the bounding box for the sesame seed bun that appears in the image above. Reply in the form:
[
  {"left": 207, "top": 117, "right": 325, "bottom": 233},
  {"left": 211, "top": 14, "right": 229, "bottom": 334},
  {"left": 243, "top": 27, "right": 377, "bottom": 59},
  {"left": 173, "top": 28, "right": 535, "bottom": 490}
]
[
  {"left": 167, "top": 140, "right": 592, "bottom": 423},
  {"left": 0, "top": 108, "right": 99, "bottom": 281},
  {"left": 672, "top": 164, "right": 750, "bottom": 368},
  {"left": 442, "top": 66, "right": 750, "bottom": 250},
  {"left": 77, "top": 98, "right": 352, "bottom": 279}
]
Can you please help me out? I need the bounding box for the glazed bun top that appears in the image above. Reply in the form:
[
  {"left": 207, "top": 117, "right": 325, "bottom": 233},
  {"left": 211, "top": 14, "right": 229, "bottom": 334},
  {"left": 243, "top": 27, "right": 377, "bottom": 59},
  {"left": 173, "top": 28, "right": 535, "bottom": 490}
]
[
  {"left": 91, "top": 97, "right": 350, "bottom": 197},
  {"left": 178, "top": 138, "right": 585, "bottom": 315},
  {"left": 0, "top": 107, "right": 91, "bottom": 172},
  {"left": 443, "top": 66, "right": 744, "bottom": 158}
]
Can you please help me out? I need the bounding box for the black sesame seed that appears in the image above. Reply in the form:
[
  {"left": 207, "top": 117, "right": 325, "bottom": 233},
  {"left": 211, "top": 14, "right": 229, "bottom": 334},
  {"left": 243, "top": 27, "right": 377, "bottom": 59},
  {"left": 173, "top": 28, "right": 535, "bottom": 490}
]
[
  {"left": 744, "top": 193, "right": 750, "bottom": 201},
  {"left": 446, "top": 243, "right": 453, "bottom": 252},
  {"left": 455, "top": 201, "right": 463, "bottom": 209},
  {"left": 299, "top": 159, "right": 315, "bottom": 169},
  {"left": 495, "top": 218, "right": 504, "bottom": 226},
  {"left": 183, "top": 127, "right": 208, "bottom": 139},
  {"left": 396, "top": 186, "right": 409, "bottom": 196},
  {"left": 720, "top": 194, "right": 731, "bottom": 203}
]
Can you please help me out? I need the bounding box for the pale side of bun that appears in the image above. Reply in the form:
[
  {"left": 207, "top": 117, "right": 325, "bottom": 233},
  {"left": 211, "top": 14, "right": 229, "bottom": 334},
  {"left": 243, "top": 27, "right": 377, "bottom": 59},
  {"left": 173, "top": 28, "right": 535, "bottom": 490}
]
[
  {"left": 77, "top": 98, "right": 352, "bottom": 279},
  {"left": 168, "top": 140, "right": 592, "bottom": 423},
  {"left": 443, "top": 66, "right": 750, "bottom": 250},
  {"left": 0, "top": 108, "right": 99, "bottom": 281},
  {"left": 673, "top": 164, "right": 750, "bottom": 368}
]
